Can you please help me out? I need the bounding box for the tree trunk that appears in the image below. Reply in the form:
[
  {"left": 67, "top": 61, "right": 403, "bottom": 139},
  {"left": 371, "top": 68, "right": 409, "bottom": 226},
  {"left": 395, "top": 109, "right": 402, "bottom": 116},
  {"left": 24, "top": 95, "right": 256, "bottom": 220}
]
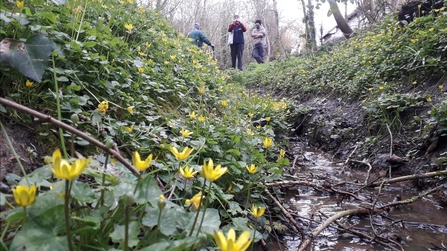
[
  {"left": 328, "top": 0, "right": 354, "bottom": 39},
  {"left": 307, "top": 0, "right": 317, "bottom": 50}
]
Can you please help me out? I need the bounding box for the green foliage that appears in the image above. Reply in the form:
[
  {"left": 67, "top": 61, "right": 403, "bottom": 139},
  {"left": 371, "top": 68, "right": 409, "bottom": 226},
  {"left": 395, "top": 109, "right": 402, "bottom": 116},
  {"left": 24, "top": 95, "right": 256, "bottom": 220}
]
[{"left": 0, "top": 0, "right": 294, "bottom": 250}]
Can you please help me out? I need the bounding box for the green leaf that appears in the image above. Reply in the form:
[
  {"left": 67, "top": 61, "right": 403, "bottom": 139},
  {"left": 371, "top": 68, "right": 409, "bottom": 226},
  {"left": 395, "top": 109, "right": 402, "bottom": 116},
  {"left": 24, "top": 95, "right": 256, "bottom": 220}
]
[
  {"left": 0, "top": 104, "right": 6, "bottom": 113},
  {"left": 135, "top": 175, "right": 163, "bottom": 205},
  {"left": 71, "top": 182, "right": 96, "bottom": 203},
  {"left": 109, "top": 222, "right": 139, "bottom": 248},
  {"left": 232, "top": 217, "right": 249, "bottom": 231},
  {"left": 10, "top": 204, "right": 67, "bottom": 251},
  {"left": 38, "top": 12, "right": 57, "bottom": 25},
  {"left": 186, "top": 208, "right": 220, "bottom": 236},
  {"left": 0, "top": 35, "right": 57, "bottom": 82}
]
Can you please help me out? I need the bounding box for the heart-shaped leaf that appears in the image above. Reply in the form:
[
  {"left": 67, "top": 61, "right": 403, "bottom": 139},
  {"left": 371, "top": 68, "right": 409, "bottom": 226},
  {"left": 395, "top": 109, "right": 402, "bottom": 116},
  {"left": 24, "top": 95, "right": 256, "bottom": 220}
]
[{"left": 0, "top": 34, "right": 57, "bottom": 82}]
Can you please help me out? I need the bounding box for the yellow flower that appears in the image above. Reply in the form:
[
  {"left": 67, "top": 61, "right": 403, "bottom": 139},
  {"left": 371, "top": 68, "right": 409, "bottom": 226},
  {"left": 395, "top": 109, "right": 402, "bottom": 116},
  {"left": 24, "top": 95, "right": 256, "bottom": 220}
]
[
  {"left": 251, "top": 204, "right": 266, "bottom": 219},
  {"left": 189, "top": 111, "right": 197, "bottom": 119},
  {"left": 246, "top": 164, "right": 257, "bottom": 174},
  {"left": 429, "top": 28, "right": 434, "bottom": 32},
  {"left": 427, "top": 97, "right": 432, "bottom": 102},
  {"left": 412, "top": 81, "right": 417, "bottom": 85},
  {"left": 266, "top": 117, "right": 271, "bottom": 122},
  {"left": 379, "top": 86, "right": 384, "bottom": 90},
  {"left": 146, "top": 42, "right": 151, "bottom": 48},
  {"left": 170, "top": 55, "right": 176, "bottom": 60},
  {"left": 51, "top": 149, "right": 90, "bottom": 180},
  {"left": 97, "top": 100, "right": 109, "bottom": 114},
  {"left": 263, "top": 137, "right": 273, "bottom": 148},
  {"left": 12, "top": 185, "right": 36, "bottom": 207},
  {"left": 185, "top": 191, "right": 203, "bottom": 210},
  {"left": 248, "top": 113, "right": 254, "bottom": 118},
  {"left": 138, "top": 67, "right": 144, "bottom": 73},
  {"left": 179, "top": 166, "right": 198, "bottom": 179},
  {"left": 132, "top": 151, "right": 153, "bottom": 171},
  {"left": 16, "top": 0, "right": 24, "bottom": 9},
  {"left": 221, "top": 100, "right": 228, "bottom": 107},
  {"left": 164, "top": 61, "right": 169, "bottom": 65},
  {"left": 167, "top": 121, "right": 174, "bottom": 127},
  {"left": 124, "top": 124, "right": 134, "bottom": 132},
  {"left": 214, "top": 229, "right": 252, "bottom": 251},
  {"left": 181, "top": 128, "right": 193, "bottom": 137},
  {"left": 201, "top": 159, "right": 227, "bottom": 182},
  {"left": 25, "top": 79, "right": 33, "bottom": 87},
  {"left": 127, "top": 106, "right": 135, "bottom": 114},
  {"left": 198, "top": 116, "right": 206, "bottom": 122},
  {"left": 111, "top": 158, "right": 118, "bottom": 165},
  {"left": 169, "top": 146, "right": 194, "bottom": 161},
  {"left": 279, "top": 149, "right": 286, "bottom": 158},
  {"left": 439, "top": 85, "right": 444, "bottom": 90},
  {"left": 124, "top": 23, "right": 133, "bottom": 31},
  {"left": 198, "top": 86, "right": 205, "bottom": 95}
]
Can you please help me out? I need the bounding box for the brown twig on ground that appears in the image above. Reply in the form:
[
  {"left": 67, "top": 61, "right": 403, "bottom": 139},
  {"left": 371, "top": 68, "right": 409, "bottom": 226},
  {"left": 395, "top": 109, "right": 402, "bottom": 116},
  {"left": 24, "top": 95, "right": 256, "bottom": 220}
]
[
  {"left": 296, "top": 184, "right": 444, "bottom": 251},
  {"left": 0, "top": 97, "right": 140, "bottom": 176},
  {"left": 386, "top": 123, "right": 393, "bottom": 178},
  {"left": 264, "top": 188, "right": 303, "bottom": 239},
  {"left": 342, "top": 145, "right": 358, "bottom": 173},
  {"left": 368, "top": 170, "right": 447, "bottom": 187},
  {"left": 349, "top": 159, "right": 373, "bottom": 185}
]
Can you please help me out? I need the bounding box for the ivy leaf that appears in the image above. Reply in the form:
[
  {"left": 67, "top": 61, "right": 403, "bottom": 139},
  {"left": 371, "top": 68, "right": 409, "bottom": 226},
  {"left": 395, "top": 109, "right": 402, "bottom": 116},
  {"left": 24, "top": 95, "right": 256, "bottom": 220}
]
[{"left": 0, "top": 34, "right": 57, "bottom": 82}]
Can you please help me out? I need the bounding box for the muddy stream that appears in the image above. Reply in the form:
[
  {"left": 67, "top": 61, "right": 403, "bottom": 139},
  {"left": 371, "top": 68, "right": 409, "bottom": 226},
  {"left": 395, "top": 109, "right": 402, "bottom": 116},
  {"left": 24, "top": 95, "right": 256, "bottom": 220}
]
[{"left": 270, "top": 148, "right": 447, "bottom": 251}]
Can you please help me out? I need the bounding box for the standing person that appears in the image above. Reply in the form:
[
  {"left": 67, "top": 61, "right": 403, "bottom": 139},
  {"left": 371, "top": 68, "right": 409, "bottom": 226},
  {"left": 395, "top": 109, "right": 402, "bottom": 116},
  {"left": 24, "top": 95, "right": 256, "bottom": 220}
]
[
  {"left": 228, "top": 15, "right": 247, "bottom": 70},
  {"left": 251, "top": 19, "right": 267, "bottom": 64},
  {"left": 187, "top": 23, "right": 214, "bottom": 49}
]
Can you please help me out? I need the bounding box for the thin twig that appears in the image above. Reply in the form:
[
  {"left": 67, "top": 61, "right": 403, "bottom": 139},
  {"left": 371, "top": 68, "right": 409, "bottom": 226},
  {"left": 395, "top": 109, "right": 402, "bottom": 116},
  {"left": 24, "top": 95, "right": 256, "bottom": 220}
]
[
  {"left": 264, "top": 188, "right": 303, "bottom": 239},
  {"left": 0, "top": 98, "right": 140, "bottom": 176},
  {"left": 342, "top": 145, "right": 358, "bottom": 172}
]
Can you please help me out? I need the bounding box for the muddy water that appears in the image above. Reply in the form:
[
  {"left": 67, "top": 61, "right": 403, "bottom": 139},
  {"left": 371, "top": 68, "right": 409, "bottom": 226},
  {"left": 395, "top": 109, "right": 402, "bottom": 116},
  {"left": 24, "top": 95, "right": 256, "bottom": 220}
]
[{"left": 275, "top": 149, "right": 447, "bottom": 251}]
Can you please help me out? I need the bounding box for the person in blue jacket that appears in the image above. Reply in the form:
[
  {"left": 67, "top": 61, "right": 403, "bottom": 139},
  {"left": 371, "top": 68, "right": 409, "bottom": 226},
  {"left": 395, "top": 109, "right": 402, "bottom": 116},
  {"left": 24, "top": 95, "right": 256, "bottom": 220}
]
[
  {"left": 187, "top": 23, "right": 214, "bottom": 49},
  {"left": 228, "top": 15, "right": 247, "bottom": 70}
]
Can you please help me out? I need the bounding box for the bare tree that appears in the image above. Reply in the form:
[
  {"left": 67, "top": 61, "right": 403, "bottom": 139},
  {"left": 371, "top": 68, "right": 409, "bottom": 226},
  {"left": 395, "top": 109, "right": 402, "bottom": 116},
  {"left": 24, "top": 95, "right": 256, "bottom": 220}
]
[{"left": 327, "top": 0, "right": 354, "bottom": 39}]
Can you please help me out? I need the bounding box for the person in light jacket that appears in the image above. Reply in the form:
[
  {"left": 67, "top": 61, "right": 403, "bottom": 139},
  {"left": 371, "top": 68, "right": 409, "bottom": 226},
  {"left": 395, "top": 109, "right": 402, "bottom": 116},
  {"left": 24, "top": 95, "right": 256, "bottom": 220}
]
[
  {"left": 228, "top": 15, "right": 247, "bottom": 70},
  {"left": 251, "top": 19, "right": 267, "bottom": 64}
]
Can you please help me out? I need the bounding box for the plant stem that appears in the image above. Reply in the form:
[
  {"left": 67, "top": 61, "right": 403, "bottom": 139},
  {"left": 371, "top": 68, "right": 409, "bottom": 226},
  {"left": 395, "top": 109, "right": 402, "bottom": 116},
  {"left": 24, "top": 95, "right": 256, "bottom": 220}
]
[
  {"left": 189, "top": 179, "right": 207, "bottom": 236},
  {"left": 251, "top": 228, "right": 256, "bottom": 251},
  {"left": 23, "top": 206, "right": 27, "bottom": 224},
  {"left": 196, "top": 181, "right": 212, "bottom": 236},
  {"left": 99, "top": 153, "right": 110, "bottom": 207},
  {"left": 0, "top": 121, "right": 30, "bottom": 185},
  {"left": 124, "top": 205, "right": 129, "bottom": 251},
  {"left": 65, "top": 180, "right": 74, "bottom": 251},
  {"left": 52, "top": 55, "right": 69, "bottom": 158}
]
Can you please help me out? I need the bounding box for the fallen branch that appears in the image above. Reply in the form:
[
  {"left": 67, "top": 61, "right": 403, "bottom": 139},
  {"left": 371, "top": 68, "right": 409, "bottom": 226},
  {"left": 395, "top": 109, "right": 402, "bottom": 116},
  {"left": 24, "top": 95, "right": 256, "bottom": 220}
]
[
  {"left": 0, "top": 97, "right": 140, "bottom": 176},
  {"left": 264, "top": 188, "right": 303, "bottom": 239},
  {"left": 369, "top": 170, "right": 447, "bottom": 187}
]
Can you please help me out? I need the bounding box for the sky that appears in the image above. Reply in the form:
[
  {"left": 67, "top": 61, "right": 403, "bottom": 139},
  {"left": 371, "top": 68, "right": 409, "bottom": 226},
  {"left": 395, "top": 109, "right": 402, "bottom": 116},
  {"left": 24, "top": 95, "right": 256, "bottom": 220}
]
[{"left": 276, "top": 0, "right": 357, "bottom": 36}]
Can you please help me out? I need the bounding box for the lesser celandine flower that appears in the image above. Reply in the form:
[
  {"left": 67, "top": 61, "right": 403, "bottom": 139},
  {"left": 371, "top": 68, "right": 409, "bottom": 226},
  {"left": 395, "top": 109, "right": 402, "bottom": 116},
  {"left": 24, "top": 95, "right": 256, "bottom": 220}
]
[
  {"left": 97, "top": 100, "right": 109, "bottom": 114},
  {"left": 246, "top": 164, "right": 257, "bottom": 174},
  {"left": 51, "top": 149, "right": 91, "bottom": 180},
  {"left": 158, "top": 194, "right": 166, "bottom": 210},
  {"left": 266, "top": 117, "right": 271, "bottom": 122},
  {"left": 189, "top": 111, "right": 197, "bottom": 119},
  {"left": 125, "top": 124, "right": 134, "bottom": 132},
  {"left": 12, "top": 185, "right": 36, "bottom": 207},
  {"left": 221, "top": 100, "right": 228, "bottom": 107},
  {"left": 127, "top": 106, "right": 135, "bottom": 114},
  {"left": 213, "top": 229, "right": 252, "bottom": 251},
  {"left": 124, "top": 23, "right": 133, "bottom": 31},
  {"left": 251, "top": 204, "right": 266, "bottom": 218},
  {"left": 181, "top": 128, "right": 193, "bottom": 137},
  {"left": 25, "top": 80, "right": 33, "bottom": 87},
  {"left": 279, "top": 149, "right": 286, "bottom": 158},
  {"left": 198, "top": 116, "right": 206, "bottom": 122},
  {"left": 132, "top": 151, "right": 153, "bottom": 171},
  {"left": 186, "top": 191, "right": 203, "bottom": 210},
  {"left": 427, "top": 97, "right": 432, "bottom": 102},
  {"left": 180, "top": 166, "right": 198, "bottom": 179},
  {"left": 263, "top": 137, "right": 273, "bottom": 148},
  {"left": 201, "top": 159, "right": 227, "bottom": 182},
  {"left": 439, "top": 85, "right": 444, "bottom": 90},
  {"left": 16, "top": 0, "right": 24, "bottom": 9},
  {"left": 170, "top": 146, "right": 194, "bottom": 161},
  {"left": 198, "top": 86, "right": 205, "bottom": 95}
]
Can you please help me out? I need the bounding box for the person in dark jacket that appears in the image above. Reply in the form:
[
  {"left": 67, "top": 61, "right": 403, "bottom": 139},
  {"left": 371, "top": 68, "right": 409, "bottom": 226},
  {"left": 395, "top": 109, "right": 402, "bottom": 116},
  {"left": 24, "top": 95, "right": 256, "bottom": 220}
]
[
  {"left": 187, "top": 23, "right": 214, "bottom": 49},
  {"left": 228, "top": 15, "right": 247, "bottom": 70}
]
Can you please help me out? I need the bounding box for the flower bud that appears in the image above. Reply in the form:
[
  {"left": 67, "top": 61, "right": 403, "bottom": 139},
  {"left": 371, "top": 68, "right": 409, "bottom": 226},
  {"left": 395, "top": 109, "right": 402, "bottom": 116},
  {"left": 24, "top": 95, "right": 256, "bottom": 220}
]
[
  {"left": 122, "top": 192, "right": 134, "bottom": 206},
  {"left": 70, "top": 113, "right": 79, "bottom": 124},
  {"left": 105, "top": 138, "right": 114, "bottom": 149},
  {"left": 158, "top": 194, "right": 166, "bottom": 210}
]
